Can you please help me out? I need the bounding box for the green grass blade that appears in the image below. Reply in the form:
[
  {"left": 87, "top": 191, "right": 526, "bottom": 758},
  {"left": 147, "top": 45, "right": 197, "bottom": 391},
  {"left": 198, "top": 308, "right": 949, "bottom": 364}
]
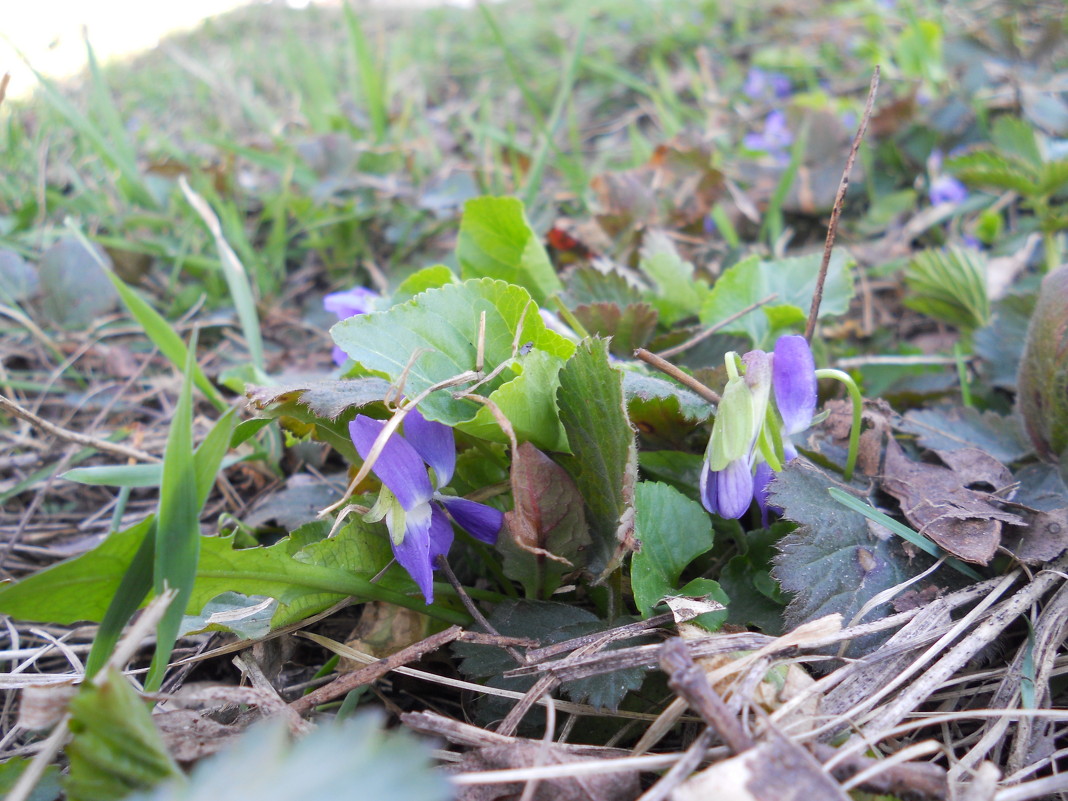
[
  {"left": 192, "top": 407, "right": 238, "bottom": 508},
  {"left": 828, "top": 487, "right": 983, "bottom": 581},
  {"left": 65, "top": 221, "right": 227, "bottom": 410},
  {"left": 520, "top": 19, "right": 589, "bottom": 211},
  {"left": 18, "top": 56, "right": 156, "bottom": 209},
  {"left": 179, "top": 177, "right": 265, "bottom": 371},
  {"left": 145, "top": 337, "right": 201, "bottom": 692},
  {"left": 84, "top": 517, "right": 156, "bottom": 679},
  {"left": 343, "top": 2, "right": 388, "bottom": 142}
]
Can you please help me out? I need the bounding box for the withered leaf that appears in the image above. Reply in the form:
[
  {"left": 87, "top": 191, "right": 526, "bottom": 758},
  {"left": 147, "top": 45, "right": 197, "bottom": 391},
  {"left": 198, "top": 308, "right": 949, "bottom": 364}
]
[
  {"left": 246, "top": 378, "right": 390, "bottom": 420},
  {"left": 501, "top": 442, "right": 590, "bottom": 598},
  {"left": 881, "top": 438, "right": 1024, "bottom": 564},
  {"left": 456, "top": 743, "right": 641, "bottom": 801},
  {"left": 572, "top": 301, "right": 659, "bottom": 356}
]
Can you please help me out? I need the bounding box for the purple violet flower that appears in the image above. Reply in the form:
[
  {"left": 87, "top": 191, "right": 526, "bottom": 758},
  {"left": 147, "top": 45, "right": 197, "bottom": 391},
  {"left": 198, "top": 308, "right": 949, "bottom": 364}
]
[
  {"left": 929, "top": 174, "right": 968, "bottom": 206},
  {"left": 743, "top": 68, "right": 792, "bottom": 100},
  {"left": 325, "top": 286, "right": 379, "bottom": 365},
  {"left": 700, "top": 336, "right": 818, "bottom": 523},
  {"left": 349, "top": 410, "right": 502, "bottom": 604},
  {"left": 773, "top": 335, "right": 817, "bottom": 435},
  {"left": 743, "top": 110, "right": 794, "bottom": 165}
]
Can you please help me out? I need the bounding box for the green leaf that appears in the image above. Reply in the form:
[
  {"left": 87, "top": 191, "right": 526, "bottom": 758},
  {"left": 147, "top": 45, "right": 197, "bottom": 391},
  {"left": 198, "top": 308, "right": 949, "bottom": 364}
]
[
  {"left": 38, "top": 237, "right": 119, "bottom": 331},
  {"left": 947, "top": 151, "right": 1039, "bottom": 195},
  {"left": 638, "top": 230, "right": 709, "bottom": 324},
  {"left": 457, "top": 348, "right": 568, "bottom": 451},
  {"left": 624, "top": 371, "right": 710, "bottom": 449},
  {"left": 180, "top": 592, "right": 277, "bottom": 639},
  {"left": 391, "top": 264, "right": 457, "bottom": 304},
  {"left": 125, "top": 715, "right": 450, "bottom": 801},
  {"left": 770, "top": 461, "right": 934, "bottom": 658},
  {"left": 900, "top": 407, "right": 1032, "bottom": 464},
  {"left": 457, "top": 197, "right": 563, "bottom": 305},
  {"left": 976, "top": 291, "right": 1037, "bottom": 390},
  {"left": 631, "top": 482, "right": 715, "bottom": 616},
  {"left": 905, "top": 247, "right": 990, "bottom": 331},
  {"left": 332, "top": 278, "right": 574, "bottom": 449},
  {"left": 0, "top": 757, "right": 61, "bottom": 801},
  {"left": 557, "top": 339, "right": 638, "bottom": 575},
  {"left": 700, "top": 250, "right": 854, "bottom": 347},
  {"left": 571, "top": 302, "right": 659, "bottom": 355},
  {"left": 0, "top": 519, "right": 468, "bottom": 630},
  {"left": 65, "top": 668, "right": 182, "bottom": 801},
  {"left": 246, "top": 378, "right": 390, "bottom": 420},
  {"left": 638, "top": 450, "right": 704, "bottom": 502},
  {"left": 146, "top": 344, "right": 201, "bottom": 691},
  {"left": 719, "top": 524, "right": 788, "bottom": 634},
  {"left": 990, "top": 116, "right": 1043, "bottom": 171},
  {"left": 0, "top": 249, "right": 38, "bottom": 305}
]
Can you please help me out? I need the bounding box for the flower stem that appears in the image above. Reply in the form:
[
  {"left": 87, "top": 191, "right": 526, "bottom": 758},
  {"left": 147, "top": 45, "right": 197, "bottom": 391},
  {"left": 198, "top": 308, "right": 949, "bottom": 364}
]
[{"left": 815, "top": 368, "right": 863, "bottom": 482}]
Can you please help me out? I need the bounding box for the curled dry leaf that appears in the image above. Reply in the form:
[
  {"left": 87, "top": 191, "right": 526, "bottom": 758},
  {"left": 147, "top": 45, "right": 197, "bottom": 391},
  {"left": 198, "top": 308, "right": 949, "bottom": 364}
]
[{"left": 880, "top": 438, "right": 1024, "bottom": 564}]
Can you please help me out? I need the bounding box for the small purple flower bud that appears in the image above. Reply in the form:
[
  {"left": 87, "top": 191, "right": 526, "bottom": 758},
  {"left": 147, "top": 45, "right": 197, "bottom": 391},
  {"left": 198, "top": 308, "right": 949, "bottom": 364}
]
[
  {"left": 773, "top": 335, "right": 817, "bottom": 436},
  {"left": 929, "top": 174, "right": 968, "bottom": 206},
  {"left": 700, "top": 457, "right": 754, "bottom": 519}
]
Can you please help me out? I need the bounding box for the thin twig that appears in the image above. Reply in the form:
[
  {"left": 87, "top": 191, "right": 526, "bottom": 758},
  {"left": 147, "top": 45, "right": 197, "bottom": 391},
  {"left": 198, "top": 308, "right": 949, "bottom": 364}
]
[
  {"left": 804, "top": 66, "right": 880, "bottom": 342},
  {"left": 0, "top": 393, "right": 158, "bottom": 462},
  {"left": 633, "top": 350, "right": 720, "bottom": 405},
  {"left": 290, "top": 625, "right": 463, "bottom": 715},
  {"left": 655, "top": 294, "right": 778, "bottom": 359}
]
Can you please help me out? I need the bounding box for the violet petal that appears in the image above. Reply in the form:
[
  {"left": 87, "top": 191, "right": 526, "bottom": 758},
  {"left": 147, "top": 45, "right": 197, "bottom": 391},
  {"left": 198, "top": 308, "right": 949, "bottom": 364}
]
[
  {"left": 437, "top": 495, "right": 503, "bottom": 544},
  {"left": 716, "top": 458, "right": 754, "bottom": 520},
  {"left": 324, "top": 286, "right": 379, "bottom": 320},
  {"left": 349, "top": 415, "right": 434, "bottom": 511},
  {"left": 773, "top": 335, "right": 817, "bottom": 435},
  {"left": 700, "top": 460, "right": 719, "bottom": 516},
  {"left": 427, "top": 505, "right": 456, "bottom": 567},
  {"left": 391, "top": 502, "right": 435, "bottom": 604},
  {"left": 403, "top": 408, "right": 456, "bottom": 487}
]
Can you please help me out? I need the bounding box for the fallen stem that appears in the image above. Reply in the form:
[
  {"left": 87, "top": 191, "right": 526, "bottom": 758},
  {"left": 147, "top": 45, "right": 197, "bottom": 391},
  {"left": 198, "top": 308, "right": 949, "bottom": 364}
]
[
  {"left": 633, "top": 349, "right": 721, "bottom": 405},
  {"left": 0, "top": 393, "right": 159, "bottom": 463},
  {"left": 655, "top": 293, "right": 778, "bottom": 359}
]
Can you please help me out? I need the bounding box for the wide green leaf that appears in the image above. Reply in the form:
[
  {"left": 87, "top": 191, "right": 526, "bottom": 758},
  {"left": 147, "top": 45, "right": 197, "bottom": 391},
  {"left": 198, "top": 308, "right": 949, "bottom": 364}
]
[
  {"left": 332, "top": 278, "right": 574, "bottom": 449},
  {"left": 770, "top": 461, "right": 933, "bottom": 657},
  {"left": 638, "top": 230, "right": 709, "bottom": 324},
  {"left": 699, "top": 250, "right": 854, "bottom": 347},
  {"left": 556, "top": 338, "right": 638, "bottom": 575},
  {"left": 457, "top": 197, "right": 563, "bottom": 305},
  {"left": 631, "top": 481, "right": 715, "bottom": 617},
  {"left": 0, "top": 520, "right": 468, "bottom": 628}
]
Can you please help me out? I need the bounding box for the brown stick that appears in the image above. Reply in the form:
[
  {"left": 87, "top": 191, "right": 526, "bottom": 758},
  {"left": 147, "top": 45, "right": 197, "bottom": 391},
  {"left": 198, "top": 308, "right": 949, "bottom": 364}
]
[
  {"left": 658, "top": 638, "right": 753, "bottom": 754},
  {"left": 290, "top": 625, "right": 463, "bottom": 715},
  {"left": 0, "top": 393, "right": 159, "bottom": 463},
  {"left": 804, "top": 66, "right": 880, "bottom": 342},
  {"left": 633, "top": 350, "right": 720, "bottom": 405},
  {"left": 655, "top": 294, "right": 778, "bottom": 359}
]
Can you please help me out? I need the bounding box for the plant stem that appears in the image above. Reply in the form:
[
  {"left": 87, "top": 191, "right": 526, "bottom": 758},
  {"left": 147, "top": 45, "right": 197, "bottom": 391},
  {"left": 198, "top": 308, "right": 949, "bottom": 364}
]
[{"left": 815, "top": 368, "right": 863, "bottom": 481}]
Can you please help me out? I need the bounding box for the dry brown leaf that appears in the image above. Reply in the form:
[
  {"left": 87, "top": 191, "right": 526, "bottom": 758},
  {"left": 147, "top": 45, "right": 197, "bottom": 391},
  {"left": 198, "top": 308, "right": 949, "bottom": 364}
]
[{"left": 881, "top": 438, "right": 1024, "bottom": 564}]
